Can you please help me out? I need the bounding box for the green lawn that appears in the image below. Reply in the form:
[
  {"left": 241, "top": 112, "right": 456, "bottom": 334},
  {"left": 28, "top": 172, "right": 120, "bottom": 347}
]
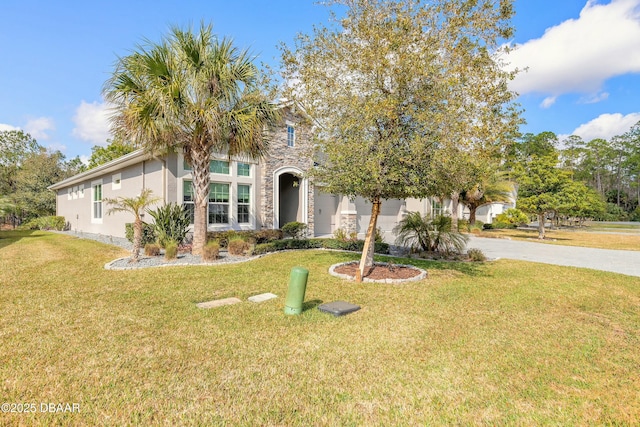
[{"left": 1, "top": 231, "right": 639, "bottom": 425}]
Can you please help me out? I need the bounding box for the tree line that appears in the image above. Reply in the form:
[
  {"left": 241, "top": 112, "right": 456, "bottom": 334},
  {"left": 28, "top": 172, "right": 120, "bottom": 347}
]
[{"left": 0, "top": 130, "right": 134, "bottom": 228}]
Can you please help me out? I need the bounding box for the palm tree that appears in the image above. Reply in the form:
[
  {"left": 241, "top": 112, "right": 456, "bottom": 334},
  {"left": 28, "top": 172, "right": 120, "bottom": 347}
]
[
  {"left": 104, "top": 23, "right": 279, "bottom": 255},
  {"left": 460, "top": 173, "right": 514, "bottom": 226},
  {"left": 105, "top": 188, "right": 160, "bottom": 262}
]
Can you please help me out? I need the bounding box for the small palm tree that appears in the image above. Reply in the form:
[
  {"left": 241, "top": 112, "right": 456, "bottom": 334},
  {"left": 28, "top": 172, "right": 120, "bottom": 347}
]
[
  {"left": 105, "top": 188, "right": 160, "bottom": 262},
  {"left": 393, "top": 212, "right": 468, "bottom": 255}
]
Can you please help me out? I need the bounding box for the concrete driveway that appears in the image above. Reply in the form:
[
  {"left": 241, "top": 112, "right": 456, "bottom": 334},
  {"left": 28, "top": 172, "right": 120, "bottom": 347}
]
[{"left": 467, "top": 235, "right": 640, "bottom": 277}]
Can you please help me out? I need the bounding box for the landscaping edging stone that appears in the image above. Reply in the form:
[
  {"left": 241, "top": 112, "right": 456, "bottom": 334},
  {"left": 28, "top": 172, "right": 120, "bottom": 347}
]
[{"left": 328, "top": 261, "right": 427, "bottom": 283}]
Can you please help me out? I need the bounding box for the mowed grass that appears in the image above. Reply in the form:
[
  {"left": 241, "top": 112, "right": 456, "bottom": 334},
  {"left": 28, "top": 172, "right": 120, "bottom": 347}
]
[
  {"left": 1, "top": 231, "right": 639, "bottom": 425},
  {"left": 478, "top": 227, "right": 640, "bottom": 251}
]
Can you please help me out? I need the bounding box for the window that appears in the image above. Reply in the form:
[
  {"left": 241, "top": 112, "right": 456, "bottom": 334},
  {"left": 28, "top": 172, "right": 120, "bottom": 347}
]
[
  {"left": 209, "top": 183, "right": 229, "bottom": 224},
  {"left": 431, "top": 199, "right": 443, "bottom": 217},
  {"left": 183, "top": 181, "right": 195, "bottom": 224},
  {"left": 92, "top": 182, "right": 103, "bottom": 221},
  {"left": 210, "top": 160, "right": 230, "bottom": 174},
  {"left": 237, "top": 184, "right": 250, "bottom": 224},
  {"left": 183, "top": 159, "right": 191, "bottom": 171},
  {"left": 287, "top": 125, "right": 295, "bottom": 147},
  {"left": 112, "top": 173, "right": 121, "bottom": 190},
  {"left": 237, "top": 162, "right": 251, "bottom": 177}
]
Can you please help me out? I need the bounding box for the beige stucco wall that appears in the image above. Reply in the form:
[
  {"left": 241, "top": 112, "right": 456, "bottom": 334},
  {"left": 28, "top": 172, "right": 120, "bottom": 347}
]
[{"left": 56, "top": 158, "right": 167, "bottom": 238}]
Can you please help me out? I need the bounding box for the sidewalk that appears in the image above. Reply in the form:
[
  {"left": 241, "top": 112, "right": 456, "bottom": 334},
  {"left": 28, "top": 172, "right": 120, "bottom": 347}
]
[{"left": 467, "top": 235, "right": 640, "bottom": 277}]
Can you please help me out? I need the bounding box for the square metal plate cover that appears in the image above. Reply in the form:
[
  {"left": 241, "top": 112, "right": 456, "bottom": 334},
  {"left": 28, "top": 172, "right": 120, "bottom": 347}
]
[{"left": 318, "top": 301, "right": 361, "bottom": 316}]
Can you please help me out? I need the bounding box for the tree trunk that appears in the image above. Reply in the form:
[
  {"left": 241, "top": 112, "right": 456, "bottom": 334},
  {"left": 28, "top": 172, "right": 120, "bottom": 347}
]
[
  {"left": 132, "top": 217, "right": 142, "bottom": 262},
  {"left": 356, "top": 197, "right": 381, "bottom": 283},
  {"left": 469, "top": 206, "right": 477, "bottom": 226},
  {"left": 537, "top": 213, "right": 546, "bottom": 239},
  {"left": 450, "top": 191, "right": 460, "bottom": 230},
  {"left": 190, "top": 147, "right": 211, "bottom": 255}
]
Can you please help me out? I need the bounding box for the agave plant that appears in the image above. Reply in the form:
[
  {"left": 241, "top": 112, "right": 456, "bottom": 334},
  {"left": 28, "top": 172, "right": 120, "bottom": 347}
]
[
  {"left": 393, "top": 211, "right": 468, "bottom": 255},
  {"left": 148, "top": 203, "right": 191, "bottom": 248}
]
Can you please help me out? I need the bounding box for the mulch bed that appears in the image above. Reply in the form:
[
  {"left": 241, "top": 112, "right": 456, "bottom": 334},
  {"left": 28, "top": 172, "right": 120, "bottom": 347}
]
[{"left": 334, "top": 262, "right": 422, "bottom": 280}]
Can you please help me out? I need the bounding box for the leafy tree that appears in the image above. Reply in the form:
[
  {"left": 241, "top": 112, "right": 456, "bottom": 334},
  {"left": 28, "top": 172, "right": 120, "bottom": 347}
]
[
  {"left": 13, "top": 149, "right": 69, "bottom": 220},
  {"left": 104, "top": 23, "right": 279, "bottom": 255},
  {"left": 281, "top": 0, "right": 519, "bottom": 280},
  {"left": 87, "top": 138, "right": 135, "bottom": 169},
  {"left": 515, "top": 148, "right": 571, "bottom": 239},
  {"left": 105, "top": 188, "right": 160, "bottom": 261},
  {"left": 555, "top": 180, "right": 605, "bottom": 225},
  {"left": 0, "top": 130, "right": 41, "bottom": 197}
]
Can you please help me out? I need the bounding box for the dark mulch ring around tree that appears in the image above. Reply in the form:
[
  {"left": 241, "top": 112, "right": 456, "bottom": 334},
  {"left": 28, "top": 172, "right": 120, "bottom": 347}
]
[{"left": 330, "top": 261, "right": 427, "bottom": 283}]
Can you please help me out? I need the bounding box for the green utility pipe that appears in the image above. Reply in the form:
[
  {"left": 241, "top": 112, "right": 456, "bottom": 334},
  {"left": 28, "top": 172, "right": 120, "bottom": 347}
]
[{"left": 284, "top": 267, "right": 309, "bottom": 315}]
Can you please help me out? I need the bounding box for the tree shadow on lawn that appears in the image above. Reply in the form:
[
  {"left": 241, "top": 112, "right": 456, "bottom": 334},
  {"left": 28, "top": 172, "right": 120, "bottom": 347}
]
[
  {"left": 0, "top": 230, "right": 38, "bottom": 250},
  {"left": 380, "top": 256, "right": 488, "bottom": 277}
]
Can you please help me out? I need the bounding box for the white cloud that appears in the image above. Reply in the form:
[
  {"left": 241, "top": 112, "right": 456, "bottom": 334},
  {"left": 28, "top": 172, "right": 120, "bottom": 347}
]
[
  {"left": 72, "top": 100, "right": 112, "bottom": 146},
  {"left": 507, "top": 0, "right": 640, "bottom": 97},
  {"left": 47, "top": 142, "right": 67, "bottom": 153},
  {"left": 569, "top": 112, "right": 640, "bottom": 141},
  {"left": 540, "top": 96, "right": 557, "bottom": 108},
  {"left": 0, "top": 123, "right": 20, "bottom": 132},
  {"left": 579, "top": 92, "right": 610, "bottom": 104},
  {"left": 24, "top": 117, "right": 55, "bottom": 140}
]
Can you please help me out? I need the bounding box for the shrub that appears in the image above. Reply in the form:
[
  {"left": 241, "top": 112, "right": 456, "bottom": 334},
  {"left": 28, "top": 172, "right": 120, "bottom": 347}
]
[
  {"left": 20, "top": 216, "right": 66, "bottom": 231},
  {"left": 202, "top": 241, "right": 220, "bottom": 261},
  {"left": 282, "top": 221, "right": 308, "bottom": 239},
  {"left": 228, "top": 237, "right": 250, "bottom": 255},
  {"left": 125, "top": 222, "right": 156, "bottom": 245},
  {"left": 494, "top": 208, "right": 529, "bottom": 228},
  {"left": 252, "top": 238, "right": 390, "bottom": 255},
  {"left": 393, "top": 212, "right": 468, "bottom": 255},
  {"left": 253, "top": 229, "right": 283, "bottom": 243},
  {"left": 333, "top": 228, "right": 348, "bottom": 241},
  {"left": 375, "top": 227, "right": 384, "bottom": 243},
  {"left": 148, "top": 203, "right": 190, "bottom": 247},
  {"left": 164, "top": 241, "right": 178, "bottom": 260},
  {"left": 144, "top": 243, "right": 161, "bottom": 256},
  {"left": 467, "top": 248, "right": 487, "bottom": 262}
]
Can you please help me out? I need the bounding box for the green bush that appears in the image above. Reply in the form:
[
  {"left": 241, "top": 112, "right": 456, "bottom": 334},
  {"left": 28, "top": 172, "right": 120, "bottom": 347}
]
[
  {"left": 252, "top": 238, "right": 390, "bottom": 255},
  {"left": 20, "top": 216, "right": 66, "bottom": 231},
  {"left": 144, "top": 243, "right": 161, "bottom": 256},
  {"left": 467, "top": 248, "right": 486, "bottom": 262},
  {"left": 282, "top": 221, "right": 308, "bottom": 239},
  {"left": 494, "top": 208, "right": 529, "bottom": 228},
  {"left": 164, "top": 241, "right": 178, "bottom": 260},
  {"left": 202, "top": 241, "right": 220, "bottom": 261},
  {"left": 125, "top": 222, "right": 156, "bottom": 245},
  {"left": 207, "top": 229, "right": 284, "bottom": 247},
  {"left": 228, "top": 237, "right": 250, "bottom": 255},
  {"left": 148, "top": 203, "right": 190, "bottom": 247}
]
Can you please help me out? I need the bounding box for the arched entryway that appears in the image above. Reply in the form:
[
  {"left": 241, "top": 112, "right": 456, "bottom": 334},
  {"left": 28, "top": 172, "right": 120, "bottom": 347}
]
[{"left": 273, "top": 167, "right": 307, "bottom": 229}]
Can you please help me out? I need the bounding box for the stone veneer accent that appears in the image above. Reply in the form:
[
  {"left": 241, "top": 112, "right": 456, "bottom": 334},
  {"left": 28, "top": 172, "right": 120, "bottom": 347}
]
[{"left": 260, "top": 106, "right": 315, "bottom": 235}]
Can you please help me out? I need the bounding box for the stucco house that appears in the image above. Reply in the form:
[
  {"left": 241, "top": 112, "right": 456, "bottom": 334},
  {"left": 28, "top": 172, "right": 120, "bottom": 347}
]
[{"left": 49, "top": 107, "right": 508, "bottom": 241}]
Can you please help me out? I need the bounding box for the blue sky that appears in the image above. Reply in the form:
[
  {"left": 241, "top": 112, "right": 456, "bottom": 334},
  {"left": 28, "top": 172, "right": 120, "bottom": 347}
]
[{"left": 1, "top": 0, "right": 639, "bottom": 161}]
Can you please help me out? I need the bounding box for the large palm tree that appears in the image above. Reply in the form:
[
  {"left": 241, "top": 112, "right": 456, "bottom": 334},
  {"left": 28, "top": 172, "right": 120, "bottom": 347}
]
[
  {"left": 104, "top": 23, "right": 279, "bottom": 254},
  {"left": 105, "top": 188, "right": 160, "bottom": 262}
]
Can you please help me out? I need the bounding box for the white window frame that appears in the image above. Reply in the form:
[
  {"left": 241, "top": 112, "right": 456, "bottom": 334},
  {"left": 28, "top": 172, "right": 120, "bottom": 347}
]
[
  {"left": 208, "top": 182, "right": 230, "bottom": 225},
  {"left": 237, "top": 162, "right": 251, "bottom": 177},
  {"left": 286, "top": 123, "right": 295, "bottom": 147},
  {"left": 237, "top": 184, "right": 251, "bottom": 224},
  {"left": 91, "top": 180, "right": 103, "bottom": 224}
]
